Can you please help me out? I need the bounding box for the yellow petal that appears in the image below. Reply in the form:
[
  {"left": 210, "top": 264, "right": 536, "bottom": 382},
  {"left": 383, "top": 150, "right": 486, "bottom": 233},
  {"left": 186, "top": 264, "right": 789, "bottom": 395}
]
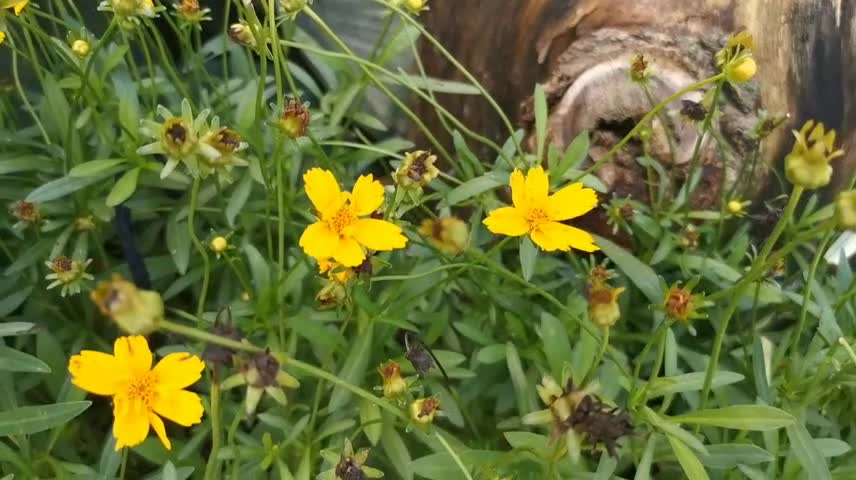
[
  {"left": 13, "top": 0, "right": 28, "bottom": 15},
  {"left": 152, "top": 353, "right": 204, "bottom": 391},
  {"left": 113, "top": 397, "right": 150, "bottom": 450},
  {"left": 510, "top": 169, "right": 526, "bottom": 208},
  {"left": 548, "top": 183, "right": 598, "bottom": 221},
  {"left": 349, "top": 218, "right": 407, "bottom": 251},
  {"left": 148, "top": 412, "right": 172, "bottom": 450},
  {"left": 113, "top": 336, "right": 152, "bottom": 376},
  {"left": 153, "top": 389, "right": 204, "bottom": 427},
  {"left": 303, "top": 168, "right": 341, "bottom": 214},
  {"left": 483, "top": 207, "right": 529, "bottom": 236},
  {"left": 0, "top": 32, "right": 5, "bottom": 44},
  {"left": 299, "top": 221, "right": 338, "bottom": 260},
  {"left": 68, "top": 350, "right": 127, "bottom": 396},
  {"left": 350, "top": 174, "right": 385, "bottom": 216},
  {"left": 531, "top": 221, "right": 599, "bottom": 252},
  {"left": 333, "top": 237, "right": 366, "bottom": 267},
  {"left": 525, "top": 166, "right": 549, "bottom": 205}
]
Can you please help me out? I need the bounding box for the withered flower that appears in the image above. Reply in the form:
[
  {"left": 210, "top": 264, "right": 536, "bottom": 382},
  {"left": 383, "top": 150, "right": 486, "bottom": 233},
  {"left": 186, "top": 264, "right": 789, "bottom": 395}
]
[
  {"left": 278, "top": 98, "right": 310, "bottom": 138},
  {"left": 410, "top": 397, "right": 440, "bottom": 425}
]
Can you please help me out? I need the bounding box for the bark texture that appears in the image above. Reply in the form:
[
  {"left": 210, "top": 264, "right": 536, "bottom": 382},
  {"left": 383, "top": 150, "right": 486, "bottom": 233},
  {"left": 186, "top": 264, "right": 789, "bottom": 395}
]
[{"left": 414, "top": 0, "right": 856, "bottom": 198}]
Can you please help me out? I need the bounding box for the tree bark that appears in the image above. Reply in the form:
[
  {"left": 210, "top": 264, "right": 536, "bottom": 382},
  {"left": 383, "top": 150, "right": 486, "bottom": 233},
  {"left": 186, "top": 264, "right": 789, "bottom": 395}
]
[{"left": 414, "top": 0, "right": 856, "bottom": 198}]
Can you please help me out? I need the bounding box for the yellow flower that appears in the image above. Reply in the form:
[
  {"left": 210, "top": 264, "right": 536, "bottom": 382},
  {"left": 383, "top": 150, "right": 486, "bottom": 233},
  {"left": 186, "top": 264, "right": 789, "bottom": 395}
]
[
  {"left": 91, "top": 275, "right": 164, "bottom": 335},
  {"left": 0, "top": 32, "right": 5, "bottom": 44},
  {"left": 726, "top": 57, "right": 756, "bottom": 83},
  {"left": 71, "top": 39, "right": 90, "bottom": 57},
  {"left": 418, "top": 217, "right": 469, "bottom": 256},
  {"left": 727, "top": 199, "right": 749, "bottom": 217},
  {"left": 483, "top": 167, "right": 599, "bottom": 252},
  {"left": 68, "top": 336, "right": 204, "bottom": 450},
  {"left": 785, "top": 120, "right": 844, "bottom": 190},
  {"left": 8, "top": 0, "right": 29, "bottom": 15},
  {"left": 318, "top": 258, "right": 353, "bottom": 283},
  {"left": 299, "top": 168, "right": 407, "bottom": 267}
]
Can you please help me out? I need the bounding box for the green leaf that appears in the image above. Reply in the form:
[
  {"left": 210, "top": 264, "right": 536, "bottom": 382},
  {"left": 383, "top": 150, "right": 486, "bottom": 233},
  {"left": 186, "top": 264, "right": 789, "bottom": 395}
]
[
  {"left": 0, "top": 322, "right": 36, "bottom": 337},
  {"left": 27, "top": 168, "right": 122, "bottom": 203},
  {"left": 667, "top": 434, "right": 710, "bottom": 480},
  {"left": 647, "top": 371, "right": 744, "bottom": 398},
  {"left": 394, "top": 74, "right": 480, "bottom": 95},
  {"left": 519, "top": 236, "right": 538, "bottom": 281},
  {"left": 244, "top": 243, "right": 270, "bottom": 293},
  {"left": 105, "top": 167, "right": 140, "bottom": 207},
  {"left": 0, "top": 346, "right": 50, "bottom": 373},
  {"left": 506, "top": 342, "right": 534, "bottom": 416},
  {"left": 634, "top": 434, "right": 657, "bottom": 480},
  {"left": 69, "top": 159, "right": 126, "bottom": 177},
  {"left": 539, "top": 312, "right": 573, "bottom": 380},
  {"left": 701, "top": 444, "right": 774, "bottom": 469},
  {"left": 443, "top": 171, "right": 506, "bottom": 207},
  {"left": 552, "top": 131, "right": 590, "bottom": 182},
  {"left": 595, "top": 235, "right": 661, "bottom": 303},
  {"left": 166, "top": 220, "right": 191, "bottom": 275},
  {"left": 359, "top": 400, "right": 382, "bottom": 446},
  {"left": 671, "top": 405, "right": 795, "bottom": 431},
  {"left": 5, "top": 240, "right": 52, "bottom": 275},
  {"left": 642, "top": 407, "right": 708, "bottom": 455},
  {"left": 593, "top": 453, "right": 618, "bottom": 480},
  {"left": 351, "top": 112, "right": 387, "bottom": 131},
  {"left": 475, "top": 344, "right": 506, "bottom": 364},
  {"left": 534, "top": 83, "right": 548, "bottom": 162},
  {"left": 381, "top": 423, "right": 413, "bottom": 480},
  {"left": 226, "top": 175, "right": 253, "bottom": 227},
  {"left": 0, "top": 401, "right": 91, "bottom": 436},
  {"left": 786, "top": 422, "right": 831, "bottom": 480},
  {"left": 327, "top": 326, "right": 373, "bottom": 411},
  {"left": 0, "top": 286, "right": 34, "bottom": 317},
  {"left": 814, "top": 438, "right": 852, "bottom": 458}
]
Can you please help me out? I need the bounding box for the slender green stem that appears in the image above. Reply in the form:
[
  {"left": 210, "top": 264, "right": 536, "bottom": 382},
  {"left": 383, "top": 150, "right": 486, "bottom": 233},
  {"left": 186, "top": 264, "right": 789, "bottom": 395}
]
[
  {"left": 681, "top": 81, "right": 724, "bottom": 217},
  {"left": 576, "top": 75, "right": 723, "bottom": 180},
  {"left": 224, "top": 254, "right": 253, "bottom": 294},
  {"left": 119, "top": 448, "right": 128, "bottom": 479},
  {"left": 581, "top": 327, "right": 609, "bottom": 386},
  {"left": 10, "top": 42, "right": 49, "bottom": 144},
  {"left": 698, "top": 186, "right": 804, "bottom": 411},
  {"left": 631, "top": 319, "right": 672, "bottom": 396},
  {"left": 204, "top": 378, "right": 223, "bottom": 480},
  {"left": 789, "top": 232, "right": 834, "bottom": 355},
  {"left": 188, "top": 178, "right": 212, "bottom": 320},
  {"left": 435, "top": 431, "right": 474, "bottom": 480},
  {"left": 302, "top": 6, "right": 454, "bottom": 164}
]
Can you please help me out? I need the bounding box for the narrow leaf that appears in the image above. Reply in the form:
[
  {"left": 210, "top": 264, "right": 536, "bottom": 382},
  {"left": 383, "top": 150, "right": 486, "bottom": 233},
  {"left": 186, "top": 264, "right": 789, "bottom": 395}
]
[{"left": 0, "top": 401, "right": 91, "bottom": 436}]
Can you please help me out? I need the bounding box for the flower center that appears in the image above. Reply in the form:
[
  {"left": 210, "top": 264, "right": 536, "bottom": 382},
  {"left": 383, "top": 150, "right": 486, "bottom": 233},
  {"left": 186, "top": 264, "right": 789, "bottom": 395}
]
[
  {"left": 326, "top": 205, "right": 358, "bottom": 236},
  {"left": 526, "top": 208, "right": 551, "bottom": 230},
  {"left": 125, "top": 371, "right": 158, "bottom": 408}
]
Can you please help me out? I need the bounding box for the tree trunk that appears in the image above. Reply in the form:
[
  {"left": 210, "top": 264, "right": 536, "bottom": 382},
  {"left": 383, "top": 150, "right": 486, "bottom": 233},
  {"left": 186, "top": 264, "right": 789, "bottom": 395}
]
[{"left": 414, "top": 0, "right": 856, "bottom": 199}]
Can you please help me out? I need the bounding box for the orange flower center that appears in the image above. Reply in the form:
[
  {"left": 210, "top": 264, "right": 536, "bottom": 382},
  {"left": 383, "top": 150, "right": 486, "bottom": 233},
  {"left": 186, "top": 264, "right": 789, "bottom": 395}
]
[
  {"left": 125, "top": 371, "right": 158, "bottom": 407},
  {"left": 526, "top": 208, "right": 551, "bottom": 230},
  {"left": 326, "top": 205, "right": 358, "bottom": 236}
]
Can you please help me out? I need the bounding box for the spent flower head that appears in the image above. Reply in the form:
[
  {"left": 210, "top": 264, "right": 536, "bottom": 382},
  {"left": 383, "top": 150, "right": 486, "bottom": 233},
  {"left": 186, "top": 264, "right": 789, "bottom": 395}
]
[
  {"left": 228, "top": 21, "right": 256, "bottom": 48},
  {"left": 784, "top": 120, "right": 845, "bottom": 190},
  {"left": 277, "top": 98, "right": 311, "bottom": 138},
  {"left": 588, "top": 283, "right": 625, "bottom": 329},
  {"left": 483, "top": 166, "right": 599, "bottom": 252},
  {"left": 221, "top": 350, "right": 300, "bottom": 416},
  {"left": 45, "top": 256, "right": 94, "bottom": 297},
  {"left": 394, "top": 150, "right": 440, "bottom": 189},
  {"left": 318, "top": 439, "right": 384, "bottom": 480},
  {"left": 281, "top": 0, "right": 310, "bottom": 19},
  {"left": 629, "top": 54, "right": 650, "bottom": 84},
  {"left": 661, "top": 280, "right": 707, "bottom": 324},
  {"left": 11, "top": 200, "right": 41, "bottom": 227},
  {"left": 68, "top": 336, "right": 204, "bottom": 450},
  {"left": 418, "top": 216, "right": 469, "bottom": 256},
  {"left": 717, "top": 31, "right": 757, "bottom": 83},
  {"left": 173, "top": 0, "right": 212, "bottom": 26},
  {"left": 410, "top": 397, "right": 440, "bottom": 426},
  {"left": 91, "top": 274, "right": 164, "bottom": 334}
]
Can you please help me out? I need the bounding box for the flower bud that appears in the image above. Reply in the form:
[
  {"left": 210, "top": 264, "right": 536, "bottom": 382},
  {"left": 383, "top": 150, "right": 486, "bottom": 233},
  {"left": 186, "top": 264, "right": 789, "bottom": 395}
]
[
  {"left": 229, "top": 21, "right": 256, "bottom": 48},
  {"left": 91, "top": 274, "right": 164, "bottom": 334},
  {"left": 210, "top": 236, "right": 229, "bottom": 253},
  {"left": 836, "top": 191, "right": 856, "bottom": 230},
  {"left": 281, "top": 0, "right": 307, "bottom": 15},
  {"left": 418, "top": 217, "right": 469, "bottom": 255},
  {"left": 404, "top": 0, "right": 428, "bottom": 14},
  {"left": 588, "top": 284, "right": 625, "bottom": 329},
  {"left": 11, "top": 200, "right": 41, "bottom": 225},
  {"left": 378, "top": 361, "right": 407, "bottom": 398},
  {"left": 725, "top": 56, "right": 756, "bottom": 83},
  {"left": 316, "top": 279, "right": 346, "bottom": 310},
  {"left": 71, "top": 39, "right": 90, "bottom": 57},
  {"left": 629, "top": 54, "right": 649, "bottom": 83}
]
